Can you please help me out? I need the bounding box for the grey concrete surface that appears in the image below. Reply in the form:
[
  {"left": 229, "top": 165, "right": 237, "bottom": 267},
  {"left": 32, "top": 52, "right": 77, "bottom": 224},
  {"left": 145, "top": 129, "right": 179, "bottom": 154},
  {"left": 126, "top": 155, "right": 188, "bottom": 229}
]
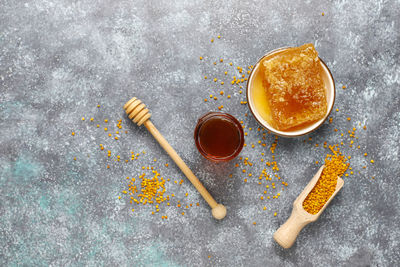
[{"left": 0, "top": 0, "right": 399, "bottom": 266}]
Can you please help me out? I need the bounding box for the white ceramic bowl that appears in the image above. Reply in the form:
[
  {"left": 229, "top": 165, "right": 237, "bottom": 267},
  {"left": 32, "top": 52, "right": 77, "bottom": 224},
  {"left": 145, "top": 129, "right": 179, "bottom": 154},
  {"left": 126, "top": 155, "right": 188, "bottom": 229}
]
[{"left": 246, "top": 47, "right": 335, "bottom": 137}]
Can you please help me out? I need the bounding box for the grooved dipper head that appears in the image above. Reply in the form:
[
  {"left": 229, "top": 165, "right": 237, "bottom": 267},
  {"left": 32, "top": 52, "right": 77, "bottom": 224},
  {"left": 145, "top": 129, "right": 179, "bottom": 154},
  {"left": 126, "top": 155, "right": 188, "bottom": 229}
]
[{"left": 123, "top": 97, "right": 151, "bottom": 126}]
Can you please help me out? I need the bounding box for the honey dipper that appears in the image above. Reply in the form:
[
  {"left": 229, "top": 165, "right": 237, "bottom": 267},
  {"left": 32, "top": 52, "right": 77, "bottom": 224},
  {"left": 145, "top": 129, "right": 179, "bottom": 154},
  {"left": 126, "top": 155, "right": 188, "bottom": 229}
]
[
  {"left": 123, "top": 97, "right": 227, "bottom": 220},
  {"left": 273, "top": 165, "right": 344, "bottom": 248}
]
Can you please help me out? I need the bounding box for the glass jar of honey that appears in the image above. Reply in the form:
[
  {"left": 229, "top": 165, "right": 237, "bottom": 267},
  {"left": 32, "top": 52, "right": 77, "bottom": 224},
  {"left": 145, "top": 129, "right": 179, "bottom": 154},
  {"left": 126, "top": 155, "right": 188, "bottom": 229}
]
[{"left": 194, "top": 112, "right": 244, "bottom": 162}]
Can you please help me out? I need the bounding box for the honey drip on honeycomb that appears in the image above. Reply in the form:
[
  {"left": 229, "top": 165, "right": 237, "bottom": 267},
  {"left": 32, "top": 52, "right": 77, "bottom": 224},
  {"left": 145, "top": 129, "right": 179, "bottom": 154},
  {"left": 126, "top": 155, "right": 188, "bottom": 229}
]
[{"left": 262, "top": 44, "right": 327, "bottom": 131}]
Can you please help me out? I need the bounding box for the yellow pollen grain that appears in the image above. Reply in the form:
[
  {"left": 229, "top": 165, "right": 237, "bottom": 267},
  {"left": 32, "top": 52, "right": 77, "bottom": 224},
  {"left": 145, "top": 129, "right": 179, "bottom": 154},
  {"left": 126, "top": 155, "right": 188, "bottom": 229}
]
[{"left": 303, "top": 145, "right": 349, "bottom": 214}]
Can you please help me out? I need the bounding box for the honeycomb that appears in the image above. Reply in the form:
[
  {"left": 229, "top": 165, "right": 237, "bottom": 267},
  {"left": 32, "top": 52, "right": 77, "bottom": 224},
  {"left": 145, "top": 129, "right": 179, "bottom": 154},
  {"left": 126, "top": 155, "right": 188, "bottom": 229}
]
[{"left": 262, "top": 44, "right": 327, "bottom": 131}]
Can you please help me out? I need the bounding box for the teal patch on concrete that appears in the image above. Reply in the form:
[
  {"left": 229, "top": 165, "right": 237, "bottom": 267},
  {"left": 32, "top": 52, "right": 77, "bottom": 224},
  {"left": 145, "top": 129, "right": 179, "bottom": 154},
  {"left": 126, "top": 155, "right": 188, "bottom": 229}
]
[
  {"left": 0, "top": 158, "right": 12, "bottom": 185},
  {"left": 12, "top": 155, "right": 44, "bottom": 184},
  {"left": 137, "top": 244, "right": 182, "bottom": 267},
  {"left": 38, "top": 195, "right": 49, "bottom": 211},
  {"left": 56, "top": 189, "right": 81, "bottom": 216},
  {"left": 7, "top": 240, "right": 49, "bottom": 267},
  {"left": 0, "top": 101, "right": 24, "bottom": 120}
]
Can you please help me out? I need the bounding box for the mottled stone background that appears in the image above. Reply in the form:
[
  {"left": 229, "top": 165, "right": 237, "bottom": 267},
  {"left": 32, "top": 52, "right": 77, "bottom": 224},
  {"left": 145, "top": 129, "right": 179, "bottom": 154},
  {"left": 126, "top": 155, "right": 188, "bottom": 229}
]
[{"left": 1, "top": 0, "right": 399, "bottom": 266}]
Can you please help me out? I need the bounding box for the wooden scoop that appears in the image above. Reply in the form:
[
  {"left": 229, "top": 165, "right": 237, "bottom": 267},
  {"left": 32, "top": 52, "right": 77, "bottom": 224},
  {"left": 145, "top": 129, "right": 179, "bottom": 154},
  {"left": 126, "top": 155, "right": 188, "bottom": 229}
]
[
  {"left": 123, "top": 97, "right": 227, "bottom": 220},
  {"left": 273, "top": 165, "right": 344, "bottom": 248}
]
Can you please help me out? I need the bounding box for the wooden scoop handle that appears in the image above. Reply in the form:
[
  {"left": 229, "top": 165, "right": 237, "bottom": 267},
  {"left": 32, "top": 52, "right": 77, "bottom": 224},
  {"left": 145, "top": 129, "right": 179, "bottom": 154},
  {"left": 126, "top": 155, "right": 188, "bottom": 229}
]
[
  {"left": 273, "top": 205, "right": 311, "bottom": 249},
  {"left": 123, "top": 97, "right": 226, "bottom": 220}
]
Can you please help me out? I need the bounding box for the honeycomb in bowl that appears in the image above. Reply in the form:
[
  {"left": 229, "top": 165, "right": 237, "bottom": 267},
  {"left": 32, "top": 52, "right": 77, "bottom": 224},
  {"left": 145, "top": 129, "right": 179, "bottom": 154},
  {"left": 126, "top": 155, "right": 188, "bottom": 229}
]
[{"left": 262, "top": 43, "right": 328, "bottom": 131}]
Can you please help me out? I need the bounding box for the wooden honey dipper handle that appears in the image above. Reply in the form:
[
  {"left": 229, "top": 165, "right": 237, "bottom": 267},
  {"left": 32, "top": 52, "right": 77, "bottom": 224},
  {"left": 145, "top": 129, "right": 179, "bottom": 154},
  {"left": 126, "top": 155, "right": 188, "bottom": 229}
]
[{"left": 123, "top": 97, "right": 226, "bottom": 220}]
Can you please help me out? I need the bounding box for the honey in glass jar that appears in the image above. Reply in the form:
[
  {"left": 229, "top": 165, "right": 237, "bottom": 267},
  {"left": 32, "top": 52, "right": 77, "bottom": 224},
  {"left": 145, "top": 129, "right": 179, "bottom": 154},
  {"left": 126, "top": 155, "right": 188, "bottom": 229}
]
[{"left": 194, "top": 112, "right": 244, "bottom": 162}]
